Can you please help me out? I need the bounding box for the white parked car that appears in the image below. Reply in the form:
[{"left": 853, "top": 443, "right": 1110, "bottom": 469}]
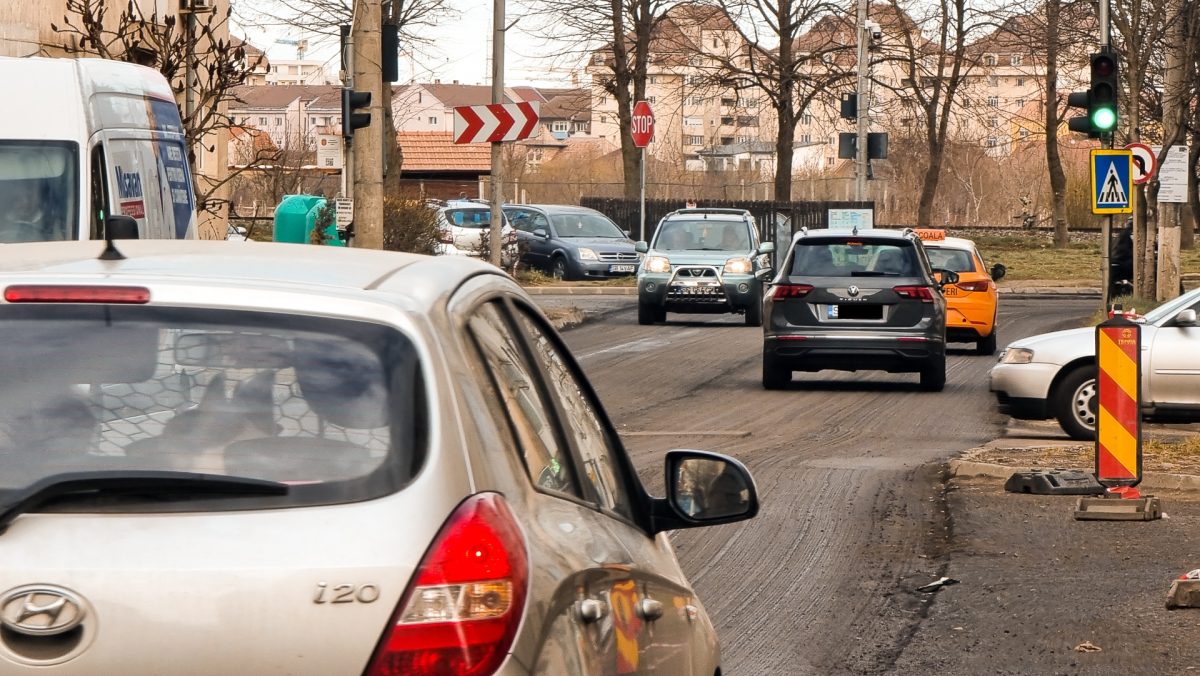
[
  {"left": 989, "top": 287, "right": 1200, "bottom": 439},
  {"left": 434, "top": 201, "right": 518, "bottom": 267},
  {"left": 225, "top": 224, "right": 249, "bottom": 241},
  {"left": 0, "top": 238, "right": 758, "bottom": 674}
]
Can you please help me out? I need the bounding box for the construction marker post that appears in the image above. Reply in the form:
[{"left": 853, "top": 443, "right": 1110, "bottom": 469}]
[{"left": 1075, "top": 315, "right": 1161, "bottom": 520}]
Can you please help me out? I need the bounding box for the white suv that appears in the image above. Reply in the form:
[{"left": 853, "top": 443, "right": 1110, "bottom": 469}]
[{"left": 433, "top": 201, "right": 517, "bottom": 267}]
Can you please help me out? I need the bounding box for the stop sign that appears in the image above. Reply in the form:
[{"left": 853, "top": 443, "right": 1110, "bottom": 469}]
[{"left": 631, "top": 100, "right": 654, "bottom": 148}]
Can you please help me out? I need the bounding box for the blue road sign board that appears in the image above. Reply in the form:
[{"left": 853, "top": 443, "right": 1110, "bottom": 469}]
[{"left": 1091, "top": 150, "right": 1134, "bottom": 215}]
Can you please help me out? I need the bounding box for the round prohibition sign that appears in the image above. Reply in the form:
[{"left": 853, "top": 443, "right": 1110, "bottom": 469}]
[{"left": 1126, "top": 142, "right": 1155, "bottom": 185}]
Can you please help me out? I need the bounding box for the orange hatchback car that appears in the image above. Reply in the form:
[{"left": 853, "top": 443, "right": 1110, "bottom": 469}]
[{"left": 917, "top": 230, "right": 1006, "bottom": 355}]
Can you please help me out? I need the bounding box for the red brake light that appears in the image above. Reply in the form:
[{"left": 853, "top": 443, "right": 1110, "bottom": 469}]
[
  {"left": 365, "top": 493, "right": 527, "bottom": 676},
  {"left": 4, "top": 285, "right": 150, "bottom": 304},
  {"left": 769, "top": 283, "right": 814, "bottom": 300},
  {"left": 955, "top": 280, "right": 991, "bottom": 292},
  {"left": 893, "top": 285, "right": 935, "bottom": 302}
]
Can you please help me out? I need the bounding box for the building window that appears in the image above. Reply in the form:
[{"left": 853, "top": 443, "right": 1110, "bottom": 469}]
[
  {"left": 827, "top": 157, "right": 835, "bottom": 167},
  {"left": 592, "top": 53, "right": 605, "bottom": 65},
  {"left": 551, "top": 121, "right": 569, "bottom": 132},
  {"left": 1015, "top": 98, "right": 1025, "bottom": 108},
  {"left": 686, "top": 135, "right": 703, "bottom": 145},
  {"left": 962, "top": 97, "right": 971, "bottom": 108},
  {"left": 720, "top": 97, "right": 736, "bottom": 107},
  {"left": 646, "top": 96, "right": 656, "bottom": 104},
  {"left": 1016, "top": 78, "right": 1026, "bottom": 87},
  {"left": 803, "top": 113, "right": 812, "bottom": 125},
  {"left": 986, "top": 137, "right": 998, "bottom": 148},
  {"left": 736, "top": 115, "right": 759, "bottom": 127},
  {"left": 988, "top": 76, "right": 999, "bottom": 87},
  {"left": 688, "top": 55, "right": 703, "bottom": 66},
  {"left": 573, "top": 121, "right": 588, "bottom": 131},
  {"left": 1018, "top": 128, "right": 1031, "bottom": 139},
  {"left": 684, "top": 116, "right": 702, "bottom": 127},
  {"left": 686, "top": 95, "right": 705, "bottom": 105},
  {"left": 984, "top": 54, "right": 997, "bottom": 66},
  {"left": 801, "top": 134, "right": 811, "bottom": 143},
  {"left": 598, "top": 96, "right": 607, "bottom": 106},
  {"left": 417, "top": 93, "right": 422, "bottom": 103},
  {"left": 648, "top": 76, "right": 657, "bottom": 84},
  {"left": 989, "top": 116, "right": 999, "bottom": 128},
  {"left": 720, "top": 136, "right": 734, "bottom": 145},
  {"left": 600, "top": 114, "right": 608, "bottom": 124},
  {"left": 987, "top": 96, "right": 999, "bottom": 107},
  {"left": 429, "top": 116, "right": 438, "bottom": 125},
  {"left": 275, "top": 116, "right": 282, "bottom": 124},
  {"left": 720, "top": 116, "right": 734, "bottom": 125},
  {"left": 258, "top": 117, "right": 267, "bottom": 126},
  {"left": 735, "top": 135, "right": 750, "bottom": 143},
  {"left": 1011, "top": 54, "right": 1023, "bottom": 66},
  {"left": 737, "top": 98, "right": 759, "bottom": 108}
]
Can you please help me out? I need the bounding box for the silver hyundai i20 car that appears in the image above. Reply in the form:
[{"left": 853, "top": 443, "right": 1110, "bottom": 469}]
[{"left": 0, "top": 239, "right": 758, "bottom": 675}]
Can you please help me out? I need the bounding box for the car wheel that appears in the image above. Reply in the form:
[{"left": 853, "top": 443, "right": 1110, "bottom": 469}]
[
  {"left": 638, "top": 300, "right": 659, "bottom": 325},
  {"left": 919, "top": 354, "right": 946, "bottom": 391},
  {"left": 744, "top": 295, "right": 763, "bottom": 327},
  {"left": 976, "top": 331, "right": 997, "bottom": 356},
  {"left": 1054, "top": 364, "right": 1097, "bottom": 440},
  {"left": 550, "top": 256, "right": 570, "bottom": 281},
  {"left": 762, "top": 350, "right": 790, "bottom": 390}
]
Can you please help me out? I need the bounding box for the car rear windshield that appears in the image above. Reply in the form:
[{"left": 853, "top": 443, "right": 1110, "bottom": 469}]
[
  {"left": 0, "top": 305, "right": 424, "bottom": 509},
  {"left": 550, "top": 212, "right": 625, "bottom": 238},
  {"left": 790, "top": 239, "right": 920, "bottom": 277},
  {"left": 924, "top": 247, "right": 977, "bottom": 273},
  {"left": 445, "top": 208, "right": 496, "bottom": 229},
  {"left": 654, "top": 219, "right": 750, "bottom": 250}
]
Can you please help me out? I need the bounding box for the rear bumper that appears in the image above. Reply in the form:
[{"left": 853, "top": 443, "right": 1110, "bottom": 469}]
[
  {"left": 764, "top": 333, "right": 943, "bottom": 373},
  {"left": 945, "top": 293, "right": 996, "bottom": 341}
]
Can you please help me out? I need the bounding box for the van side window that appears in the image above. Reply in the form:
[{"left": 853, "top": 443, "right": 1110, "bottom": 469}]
[{"left": 89, "top": 145, "right": 109, "bottom": 240}]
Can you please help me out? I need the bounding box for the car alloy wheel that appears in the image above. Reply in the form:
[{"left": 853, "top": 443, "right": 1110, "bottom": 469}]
[{"left": 551, "top": 257, "right": 568, "bottom": 280}]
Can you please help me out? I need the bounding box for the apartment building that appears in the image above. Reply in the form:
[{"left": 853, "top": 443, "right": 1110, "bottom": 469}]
[{"left": 266, "top": 58, "right": 338, "bottom": 86}]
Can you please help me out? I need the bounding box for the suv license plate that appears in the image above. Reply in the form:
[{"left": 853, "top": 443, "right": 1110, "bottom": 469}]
[{"left": 609, "top": 264, "right": 636, "bottom": 273}]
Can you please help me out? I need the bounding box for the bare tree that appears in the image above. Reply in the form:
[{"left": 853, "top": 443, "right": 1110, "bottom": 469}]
[
  {"left": 699, "top": 0, "right": 852, "bottom": 201},
  {"left": 876, "top": 0, "right": 983, "bottom": 227},
  {"left": 52, "top": 0, "right": 260, "bottom": 216},
  {"left": 531, "top": 0, "right": 672, "bottom": 200}
]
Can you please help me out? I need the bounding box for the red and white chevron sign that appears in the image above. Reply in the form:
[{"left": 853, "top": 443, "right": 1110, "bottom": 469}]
[{"left": 453, "top": 102, "right": 540, "bottom": 144}]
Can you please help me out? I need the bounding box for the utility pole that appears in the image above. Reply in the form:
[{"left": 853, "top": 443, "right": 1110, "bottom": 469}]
[
  {"left": 853, "top": 0, "right": 869, "bottom": 202},
  {"left": 488, "top": 0, "right": 505, "bottom": 267},
  {"left": 340, "top": 24, "right": 355, "bottom": 212},
  {"left": 352, "top": 0, "right": 385, "bottom": 249}
]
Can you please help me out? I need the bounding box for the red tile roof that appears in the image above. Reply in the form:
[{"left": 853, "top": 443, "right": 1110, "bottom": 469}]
[{"left": 398, "top": 132, "right": 491, "bottom": 173}]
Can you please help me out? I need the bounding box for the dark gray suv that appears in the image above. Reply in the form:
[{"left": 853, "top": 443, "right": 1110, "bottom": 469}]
[
  {"left": 762, "top": 228, "right": 958, "bottom": 391},
  {"left": 503, "top": 204, "right": 640, "bottom": 280}
]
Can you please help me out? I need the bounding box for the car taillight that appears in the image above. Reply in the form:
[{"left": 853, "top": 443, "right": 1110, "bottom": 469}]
[
  {"left": 4, "top": 285, "right": 150, "bottom": 304},
  {"left": 956, "top": 280, "right": 991, "bottom": 292},
  {"left": 438, "top": 230, "right": 454, "bottom": 244},
  {"left": 769, "top": 283, "right": 814, "bottom": 300},
  {"left": 365, "top": 493, "right": 527, "bottom": 676},
  {"left": 893, "top": 285, "right": 935, "bottom": 302}
]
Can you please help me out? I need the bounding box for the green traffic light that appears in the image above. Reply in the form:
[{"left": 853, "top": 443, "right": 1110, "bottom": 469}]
[{"left": 1092, "top": 106, "right": 1117, "bottom": 131}]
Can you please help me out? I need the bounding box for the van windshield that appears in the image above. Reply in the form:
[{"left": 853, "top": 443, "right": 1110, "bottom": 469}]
[{"left": 0, "top": 141, "right": 78, "bottom": 242}]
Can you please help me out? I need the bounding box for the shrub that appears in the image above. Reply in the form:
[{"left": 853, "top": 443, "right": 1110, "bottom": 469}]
[{"left": 383, "top": 197, "right": 440, "bottom": 255}]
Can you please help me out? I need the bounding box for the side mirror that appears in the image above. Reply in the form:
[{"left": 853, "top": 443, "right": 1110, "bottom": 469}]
[
  {"left": 651, "top": 450, "right": 759, "bottom": 533},
  {"left": 758, "top": 242, "right": 776, "bottom": 254},
  {"left": 1176, "top": 309, "right": 1197, "bottom": 326},
  {"left": 623, "top": 229, "right": 632, "bottom": 238},
  {"left": 532, "top": 228, "right": 550, "bottom": 239},
  {"left": 990, "top": 263, "right": 1007, "bottom": 281},
  {"left": 105, "top": 214, "right": 140, "bottom": 240},
  {"left": 635, "top": 241, "right": 649, "bottom": 253},
  {"left": 932, "top": 268, "right": 959, "bottom": 287}
]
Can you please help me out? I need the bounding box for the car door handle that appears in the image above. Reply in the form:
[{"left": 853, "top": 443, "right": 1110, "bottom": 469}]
[
  {"left": 577, "top": 598, "right": 607, "bottom": 624},
  {"left": 637, "top": 598, "right": 664, "bottom": 621}
]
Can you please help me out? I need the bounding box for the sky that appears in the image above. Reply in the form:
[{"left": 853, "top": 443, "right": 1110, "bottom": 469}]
[{"left": 233, "top": 0, "right": 581, "bottom": 89}]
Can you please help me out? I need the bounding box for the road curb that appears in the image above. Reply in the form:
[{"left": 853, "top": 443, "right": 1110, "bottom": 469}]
[
  {"left": 523, "top": 286, "right": 636, "bottom": 296},
  {"left": 947, "top": 455, "right": 1200, "bottom": 492}
]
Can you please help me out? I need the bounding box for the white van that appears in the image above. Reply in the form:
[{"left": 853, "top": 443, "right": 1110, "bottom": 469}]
[{"left": 0, "top": 56, "right": 196, "bottom": 242}]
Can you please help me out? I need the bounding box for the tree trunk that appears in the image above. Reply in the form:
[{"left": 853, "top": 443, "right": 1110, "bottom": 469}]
[
  {"left": 774, "top": 103, "right": 796, "bottom": 201},
  {"left": 1044, "top": 0, "right": 1069, "bottom": 248},
  {"left": 1156, "top": 0, "right": 1187, "bottom": 300},
  {"left": 1188, "top": 131, "right": 1200, "bottom": 250}
]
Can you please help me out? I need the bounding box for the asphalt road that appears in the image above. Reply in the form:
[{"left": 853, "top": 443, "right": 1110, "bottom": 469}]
[{"left": 547, "top": 296, "right": 1097, "bottom": 675}]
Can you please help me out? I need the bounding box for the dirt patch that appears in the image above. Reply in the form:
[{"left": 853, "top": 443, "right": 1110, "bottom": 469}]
[
  {"left": 972, "top": 435, "right": 1200, "bottom": 476},
  {"left": 543, "top": 307, "right": 584, "bottom": 330}
]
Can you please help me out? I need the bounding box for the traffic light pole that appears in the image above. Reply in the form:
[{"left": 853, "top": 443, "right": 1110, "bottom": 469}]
[
  {"left": 352, "top": 0, "right": 384, "bottom": 250},
  {"left": 340, "top": 25, "right": 355, "bottom": 214}
]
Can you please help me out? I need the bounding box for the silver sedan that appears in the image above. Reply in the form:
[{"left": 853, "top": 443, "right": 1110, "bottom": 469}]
[{"left": 0, "top": 239, "right": 758, "bottom": 675}]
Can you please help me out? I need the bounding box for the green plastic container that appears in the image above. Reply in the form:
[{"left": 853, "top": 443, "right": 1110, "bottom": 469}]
[{"left": 272, "top": 195, "right": 344, "bottom": 246}]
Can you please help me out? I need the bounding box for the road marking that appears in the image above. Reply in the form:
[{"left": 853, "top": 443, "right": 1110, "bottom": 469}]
[{"left": 623, "top": 430, "right": 752, "bottom": 438}]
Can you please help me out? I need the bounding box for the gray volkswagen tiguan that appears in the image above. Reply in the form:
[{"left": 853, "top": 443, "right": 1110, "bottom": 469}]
[{"left": 762, "top": 228, "right": 958, "bottom": 391}]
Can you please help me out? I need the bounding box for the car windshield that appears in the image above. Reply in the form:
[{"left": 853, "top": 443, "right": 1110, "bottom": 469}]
[
  {"left": 0, "top": 305, "right": 424, "bottom": 506},
  {"left": 550, "top": 213, "right": 624, "bottom": 238},
  {"left": 0, "top": 141, "right": 78, "bottom": 243},
  {"left": 654, "top": 220, "right": 750, "bottom": 250},
  {"left": 445, "top": 208, "right": 497, "bottom": 229},
  {"left": 1144, "top": 287, "right": 1200, "bottom": 324},
  {"left": 790, "top": 240, "right": 917, "bottom": 277},
  {"left": 924, "top": 247, "right": 977, "bottom": 273}
]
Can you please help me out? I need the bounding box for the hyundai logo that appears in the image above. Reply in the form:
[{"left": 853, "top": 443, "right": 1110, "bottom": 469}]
[
  {"left": 0, "top": 586, "right": 86, "bottom": 636},
  {"left": 847, "top": 285, "right": 860, "bottom": 297}
]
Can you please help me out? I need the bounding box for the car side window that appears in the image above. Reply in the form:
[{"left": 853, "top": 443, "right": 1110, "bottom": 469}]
[
  {"left": 512, "top": 307, "right": 635, "bottom": 520},
  {"left": 506, "top": 209, "right": 535, "bottom": 234},
  {"left": 466, "top": 302, "right": 582, "bottom": 499}
]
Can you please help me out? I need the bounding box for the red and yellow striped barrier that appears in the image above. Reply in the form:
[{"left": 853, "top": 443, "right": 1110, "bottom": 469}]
[{"left": 1096, "top": 318, "right": 1141, "bottom": 486}]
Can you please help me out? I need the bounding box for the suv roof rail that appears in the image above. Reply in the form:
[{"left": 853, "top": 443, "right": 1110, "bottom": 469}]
[{"left": 673, "top": 208, "right": 752, "bottom": 217}]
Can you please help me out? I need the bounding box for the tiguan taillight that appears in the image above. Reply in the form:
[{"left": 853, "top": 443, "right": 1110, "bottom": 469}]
[
  {"left": 364, "top": 493, "right": 528, "bottom": 676},
  {"left": 893, "top": 285, "right": 935, "bottom": 302},
  {"left": 769, "top": 283, "right": 814, "bottom": 300}
]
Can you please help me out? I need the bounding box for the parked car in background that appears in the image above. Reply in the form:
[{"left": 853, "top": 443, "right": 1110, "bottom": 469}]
[
  {"left": 635, "top": 208, "right": 774, "bottom": 326},
  {"left": 503, "top": 204, "right": 641, "bottom": 280},
  {"left": 990, "top": 286, "right": 1200, "bottom": 440},
  {"left": 433, "top": 200, "right": 517, "bottom": 267},
  {"left": 916, "top": 230, "right": 1005, "bottom": 355},
  {"left": 0, "top": 238, "right": 760, "bottom": 675},
  {"left": 226, "top": 224, "right": 249, "bottom": 241},
  {"left": 761, "top": 228, "right": 957, "bottom": 391}
]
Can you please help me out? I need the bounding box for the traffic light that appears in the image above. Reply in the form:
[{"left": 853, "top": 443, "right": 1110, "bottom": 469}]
[
  {"left": 1066, "top": 50, "right": 1119, "bottom": 138},
  {"left": 341, "top": 88, "right": 371, "bottom": 140}
]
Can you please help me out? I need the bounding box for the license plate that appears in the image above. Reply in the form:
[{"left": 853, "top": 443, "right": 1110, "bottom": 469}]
[{"left": 609, "top": 264, "right": 636, "bottom": 273}]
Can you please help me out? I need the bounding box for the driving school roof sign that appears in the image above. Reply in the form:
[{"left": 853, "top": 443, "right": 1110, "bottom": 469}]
[{"left": 1091, "top": 149, "right": 1134, "bottom": 215}]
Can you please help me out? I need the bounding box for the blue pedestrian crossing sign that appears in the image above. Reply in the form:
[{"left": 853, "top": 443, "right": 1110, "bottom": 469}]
[{"left": 1091, "top": 150, "right": 1134, "bottom": 215}]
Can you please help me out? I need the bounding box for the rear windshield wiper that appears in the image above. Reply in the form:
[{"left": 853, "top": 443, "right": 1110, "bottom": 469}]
[
  {"left": 0, "top": 471, "right": 289, "bottom": 535},
  {"left": 850, "top": 271, "right": 897, "bottom": 276}
]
